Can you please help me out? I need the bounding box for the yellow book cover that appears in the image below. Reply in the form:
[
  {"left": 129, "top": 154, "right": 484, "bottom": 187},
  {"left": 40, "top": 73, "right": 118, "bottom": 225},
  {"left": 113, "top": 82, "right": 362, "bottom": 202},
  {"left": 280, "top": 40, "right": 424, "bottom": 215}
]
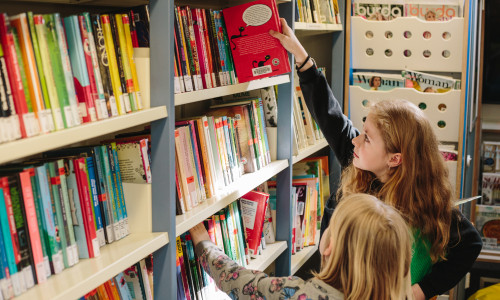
[{"left": 121, "top": 14, "right": 143, "bottom": 110}]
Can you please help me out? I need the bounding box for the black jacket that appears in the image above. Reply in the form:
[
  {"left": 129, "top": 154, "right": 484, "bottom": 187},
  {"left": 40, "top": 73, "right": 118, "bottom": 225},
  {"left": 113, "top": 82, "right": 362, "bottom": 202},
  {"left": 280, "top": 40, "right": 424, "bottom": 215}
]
[{"left": 297, "top": 65, "right": 482, "bottom": 298}]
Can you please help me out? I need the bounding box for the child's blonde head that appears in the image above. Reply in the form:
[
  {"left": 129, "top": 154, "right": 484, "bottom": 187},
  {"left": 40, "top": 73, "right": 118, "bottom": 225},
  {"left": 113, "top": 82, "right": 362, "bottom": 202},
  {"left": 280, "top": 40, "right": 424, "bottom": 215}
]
[
  {"left": 315, "top": 193, "right": 413, "bottom": 300},
  {"left": 340, "top": 99, "right": 453, "bottom": 262}
]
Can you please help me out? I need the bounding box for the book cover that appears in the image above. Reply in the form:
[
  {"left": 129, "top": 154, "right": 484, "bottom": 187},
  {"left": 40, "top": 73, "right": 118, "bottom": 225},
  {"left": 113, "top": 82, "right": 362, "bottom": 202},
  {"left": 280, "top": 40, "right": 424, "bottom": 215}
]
[
  {"left": 93, "top": 146, "right": 114, "bottom": 243},
  {"left": 352, "top": 72, "right": 405, "bottom": 91},
  {"left": 406, "top": 4, "right": 459, "bottom": 21},
  {"left": 354, "top": 3, "right": 404, "bottom": 20},
  {"left": 121, "top": 13, "right": 143, "bottom": 110},
  {"left": 239, "top": 190, "right": 269, "bottom": 257},
  {"left": 110, "top": 143, "right": 130, "bottom": 237},
  {"left": 402, "top": 69, "right": 457, "bottom": 93},
  {"left": 222, "top": 0, "right": 290, "bottom": 83},
  {"left": 476, "top": 205, "right": 500, "bottom": 251},
  {"left": 99, "top": 145, "right": 121, "bottom": 241}
]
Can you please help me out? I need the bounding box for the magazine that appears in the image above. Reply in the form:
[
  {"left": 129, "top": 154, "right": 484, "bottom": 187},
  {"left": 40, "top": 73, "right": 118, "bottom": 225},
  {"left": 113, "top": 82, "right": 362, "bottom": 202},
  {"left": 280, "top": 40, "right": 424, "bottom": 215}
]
[
  {"left": 402, "top": 70, "right": 458, "bottom": 93},
  {"left": 354, "top": 3, "right": 404, "bottom": 20},
  {"left": 352, "top": 72, "right": 405, "bottom": 91}
]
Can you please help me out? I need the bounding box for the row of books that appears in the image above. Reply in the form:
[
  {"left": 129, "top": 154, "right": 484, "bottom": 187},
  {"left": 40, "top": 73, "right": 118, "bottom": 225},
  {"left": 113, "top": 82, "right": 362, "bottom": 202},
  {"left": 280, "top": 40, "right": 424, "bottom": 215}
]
[
  {"left": 295, "top": 0, "right": 341, "bottom": 24},
  {"left": 352, "top": 70, "right": 461, "bottom": 93},
  {"left": 174, "top": 0, "right": 292, "bottom": 94},
  {"left": 175, "top": 98, "right": 272, "bottom": 214},
  {"left": 267, "top": 156, "right": 329, "bottom": 254},
  {"left": 0, "top": 142, "right": 131, "bottom": 299},
  {"left": 176, "top": 191, "right": 273, "bottom": 300},
  {"left": 80, "top": 255, "right": 153, "bottom": 300},
  {"left": 353, "top": 1, "right": 461, "bottom": 21},
  {"left": 293, "top": 70, "right": 325, "bottom": 155},
  {"left": 0, "top": 9, "right": 147, "bottom": 144}
]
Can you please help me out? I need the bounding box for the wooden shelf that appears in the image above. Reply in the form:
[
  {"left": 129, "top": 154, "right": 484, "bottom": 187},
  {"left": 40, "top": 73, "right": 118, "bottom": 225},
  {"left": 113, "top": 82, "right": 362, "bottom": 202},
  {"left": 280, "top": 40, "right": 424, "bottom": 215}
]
[
  {"left": 291, "top": 235, "right": 320, "bottom": 275},
  {"left": 0, "top": 107, "right": 167, "bottom": 165},
  {"left": 292, "top": 139, "right": 329, "bottom": 164},
  {"left": 295, "top": 22, "right": 343, "bottom": 33},
  {"left": 175, "top": 75, "right": 290, "bottom": 106},
  {"left": 483, "top": 121, "right": 500, "bottom": 133},
  {"left": 16, "top": 232, "right": 169, "bottom": 300},
  {"left": 176, "top": 160, "right": 289, "bottom": 237},
  {"left": 477, "top": 249, "right": 500, "bottom": 263},
  {"left": 247, "top": 241, "right": 288, "bottom": 271}
]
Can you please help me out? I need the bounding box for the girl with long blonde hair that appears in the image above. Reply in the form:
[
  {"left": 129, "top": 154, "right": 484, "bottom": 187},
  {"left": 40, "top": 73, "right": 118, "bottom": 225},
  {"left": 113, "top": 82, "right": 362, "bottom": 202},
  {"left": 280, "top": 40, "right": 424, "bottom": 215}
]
[
  {"left": 270, "top": 18, "right": 482, "bottom": 300},
  {"left": 189, "top": 194, "right": 413, "bottom": 300}
]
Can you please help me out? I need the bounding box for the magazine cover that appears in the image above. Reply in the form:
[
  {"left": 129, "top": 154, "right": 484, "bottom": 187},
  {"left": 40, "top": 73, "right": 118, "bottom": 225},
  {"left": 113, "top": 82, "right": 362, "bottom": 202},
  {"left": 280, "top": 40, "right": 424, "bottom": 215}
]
[
  {"left": 475, "top": 205, "right": 500, "bottom": 250},
  {"left": 222, "top": 0, "right": 291, "bottom": 83},
  {"left": 402, "top": 69, "right": 457, "bottom": 93},
  {"left": 354, "top": 3, "right": 404, "bottom": 20},
  {"left": 352, "top": 72, "right": 405, "bottom": 91},
  {"left": 406, "top": 4, "right": 459, "bottom": 21}
]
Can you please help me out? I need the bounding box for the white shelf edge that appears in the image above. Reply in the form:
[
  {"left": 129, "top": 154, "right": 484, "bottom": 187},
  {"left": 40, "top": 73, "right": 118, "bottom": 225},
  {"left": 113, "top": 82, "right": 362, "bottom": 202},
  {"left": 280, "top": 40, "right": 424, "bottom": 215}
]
[
  {"left": 295, "top": 22, "right": 343, "bottom": 32},
  {"left": 292, "top": 139, "right": 329, "bottom": 164},
  {"left": 247, "top": 241, "right": 288, "bottom": 271},
  {"left": 0, "top": 107, "right": 167, "bottom": 165},
  {"left": 483, "top": 122, "right": 500, "bottom": 131},
  {"left": 175, "top": 75, "right": 290, "bottom": 106},
  {"left": 291, "top": 235, "right": 320, "bottom": 275},
  {"left": 176, "top": 160, "right": 289, "bottom": 237},
  {"left": 277, "top": 0, "right": 292, "bottom": 2},
  {"left": 16, "top": 232, "right": 169, "bottom": 300}
]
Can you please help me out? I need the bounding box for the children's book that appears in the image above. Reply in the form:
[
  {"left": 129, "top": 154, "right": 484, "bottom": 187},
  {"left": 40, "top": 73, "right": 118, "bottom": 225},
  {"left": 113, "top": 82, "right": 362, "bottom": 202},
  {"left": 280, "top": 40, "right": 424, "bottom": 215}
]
[
  {"left": 222, "top": 0, "right": 290, "bottom": 83},
  {"left": 402, "top": 69, "right": 458, "bottom": 93},
  {"left": 239, "top": 190, "right": 269, "bottom": 258},
  {"left": 352, "top": 72, "right": 405, "bottom": 91}
]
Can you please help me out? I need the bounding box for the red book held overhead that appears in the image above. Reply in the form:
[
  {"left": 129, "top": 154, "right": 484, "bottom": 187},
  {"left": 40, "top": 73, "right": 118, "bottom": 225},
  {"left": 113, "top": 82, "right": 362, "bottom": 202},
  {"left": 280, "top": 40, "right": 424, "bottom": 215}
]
[{"left": 222, "top": 0, "right": 290, "bottom": 83}]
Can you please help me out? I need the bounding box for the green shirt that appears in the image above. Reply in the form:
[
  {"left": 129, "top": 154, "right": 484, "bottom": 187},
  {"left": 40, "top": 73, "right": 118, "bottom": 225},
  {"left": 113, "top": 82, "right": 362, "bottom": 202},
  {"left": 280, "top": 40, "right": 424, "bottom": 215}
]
[{"left": 411, "top": 229, "right": 434, "bottom": 285}]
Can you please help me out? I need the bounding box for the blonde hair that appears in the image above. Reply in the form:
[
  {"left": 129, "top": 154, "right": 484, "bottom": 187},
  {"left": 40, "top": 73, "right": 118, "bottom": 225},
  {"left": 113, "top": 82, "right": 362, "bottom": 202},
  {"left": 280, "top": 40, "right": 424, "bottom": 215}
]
[
  {"left": 314, "top": 193, "right": 413, "bottom": 300},
  {"left": 339, "top": 99, "right": 453, "bottom": 262}
]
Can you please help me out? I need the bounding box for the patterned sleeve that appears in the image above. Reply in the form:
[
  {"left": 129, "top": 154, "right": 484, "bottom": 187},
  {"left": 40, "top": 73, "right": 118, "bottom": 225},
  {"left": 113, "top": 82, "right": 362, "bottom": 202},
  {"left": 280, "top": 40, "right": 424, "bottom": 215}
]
[{"left": 195, "top": 240, "right": 309, "bottom": 299}]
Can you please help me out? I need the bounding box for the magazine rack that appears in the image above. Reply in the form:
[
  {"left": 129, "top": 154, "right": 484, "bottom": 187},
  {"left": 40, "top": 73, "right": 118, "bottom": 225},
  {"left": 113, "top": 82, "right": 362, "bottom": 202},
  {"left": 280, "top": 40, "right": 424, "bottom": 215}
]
[
  {"left": 351, "top": 16, "right": 464, "bottom": 72},
  {"left": 349, "top": 86, "right": 461, "bottom": 142}
]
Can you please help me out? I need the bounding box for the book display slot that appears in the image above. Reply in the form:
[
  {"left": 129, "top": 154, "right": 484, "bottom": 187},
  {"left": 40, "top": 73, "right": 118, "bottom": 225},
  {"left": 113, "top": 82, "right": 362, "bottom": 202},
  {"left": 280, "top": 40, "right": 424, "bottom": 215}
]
[
  {"left": 0, "top": 1, "right": 170, "bottom": 299},
  {"left": 346, "top": 0, "right": 471, "bottom": 195}
]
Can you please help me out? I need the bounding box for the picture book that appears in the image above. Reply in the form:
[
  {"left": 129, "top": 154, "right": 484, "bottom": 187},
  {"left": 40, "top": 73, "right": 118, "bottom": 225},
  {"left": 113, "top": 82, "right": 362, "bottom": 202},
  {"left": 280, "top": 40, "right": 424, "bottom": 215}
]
[
  {"left": 239, "top": 190, "right": 269, "bottom": 258},
  {"left": 352, "top": 72, "right": 405, "bottom": 91},
  {"left": 222, "top": 0, "right": 290, "bottom": 83},
  {"left": 402, "top": 69, "right": 458, "bottom": 93}
]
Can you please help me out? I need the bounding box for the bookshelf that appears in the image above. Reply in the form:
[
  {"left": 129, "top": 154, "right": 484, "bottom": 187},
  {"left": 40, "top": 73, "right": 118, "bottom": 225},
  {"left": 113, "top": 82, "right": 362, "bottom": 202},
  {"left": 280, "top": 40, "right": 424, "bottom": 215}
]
[
  {"left": 247, "top": 240, "right": 288, "bottom": 271},
  {"left": 291, "top": 235, "right": 320, "bottom": 275},
  {"left": 292, "top": 139, "right": 329, "bottom": 164},
  {"left": 294, "top": 22, "right": 343, "bottom": 32}
]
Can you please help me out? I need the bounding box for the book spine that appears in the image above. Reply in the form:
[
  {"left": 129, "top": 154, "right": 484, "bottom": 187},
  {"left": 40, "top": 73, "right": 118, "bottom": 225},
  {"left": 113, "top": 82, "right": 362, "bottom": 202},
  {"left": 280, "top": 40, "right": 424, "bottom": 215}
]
[
  {"left": 47, "top": 162, "right": 72, "bottom": 269},
  {"left": 174, "top": 130, "right": 193, "bottom": 211},
  {"left": 178, "top": 7, "right": 200, "bottom": 91},
  {"left": 78, "top": 15, "right": 104, "bottom": 120},
  {"left": 10, "top": 14, "right": 47, "bottom": 135},
  {"left": 109, "top": 15, "right": 133, "bottom": 113},
  {"left": 110, "top": 143, "right": 129, "bottom": 236},
  {"left": 0, "top": 209, "right": 14, "bottom": 300},
  {"left": 173, "top": 17, "right": 185, "bottom": 94},
  {"left": 219, "top": 12, "right": 237, "bottom": 85},
  {"left": 257, "top": 98, "right": 271, "bottom": 164},
  {"left": 33, "top": 15, "right": 66, "bottom": 131},
  {"left": 190, "top": 8, "right": 211, "bottom": 89},
  {"left": 73, "top": 158, "right": 100, "bottom": 258},
  {"left": 64, "top": 158, "right": 90, "bottom": 259},
  {"left": 54, "top": 13, "right": 82, "bottom": 126},
  {"left": 26, "top": 168, "right": 51, "bottom": 280},
  {"left": 90, "top": 15, "right": 118, "bottom": 117},
  {"left": 100, "top": 15, "right": 127, "bottom": 115},
  {"left": 18, "top": 171, "right": 46, "bottom": 284},
  {"left": 173, "top": 10, "right": 192, "bottom": 93},
  {"left": 56, "top": 160, "right": 79, "bottom": 265},
  {"left": 35, "top": 166, "right": 63, "bottom": 274},
  {"left": 121, "top": 14, "right": 143, "bottom": 110},
  {"left": 43, "top": 14, "right": 76, "bottom": 130},
  {"left": 106, "top": 144, "right": 125, "bottom": 239},
  {"left": 83, "top": 13, "right": 109, "bottom": 120},
  {"left": 63, "top": 15, "right": 96, "bottom": 123},
  {"left": 187, "top": 122, "right": 206, "bottom": 201},
  {"left": 201, "top": 9, "right": 219, "bottom": 88},
  {"left": 93, "top": 146, "right": 114, "bottom": 244},
  {"left": 85, "top": 157, "right": 106, "bottom": 247},
  {"left": 207, "top": 10, "right": 224, "bottom": 86},
  {"left": 213, "top": 11, "right": 229, "bottom": 86},
  {"left": 100, "top": 145, "right": 121, "bottom": 240},
  {"left": 26, "top": 12, "right": 54, "bottom": 134},
  {"left": 184, "top": 7, "right": 204, "bottom": 91},
  {"left": 197, "top": 9, "right": 215, "bottom": 89}
]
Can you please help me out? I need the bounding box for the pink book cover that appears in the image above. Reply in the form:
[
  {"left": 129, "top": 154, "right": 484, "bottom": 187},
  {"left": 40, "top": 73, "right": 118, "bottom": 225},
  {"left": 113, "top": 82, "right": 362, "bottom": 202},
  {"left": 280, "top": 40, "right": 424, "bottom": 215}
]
[
  {"left": 222, "top": 0, "right": 290, "bottom": 83},
  {"left": 239, "top": 190, "right": 269, "bottom": 256},
  {"left": 19, "top": 171, "right": 46, "bottom": 283},
  {"left": 191, "top": 8, "right": 211, "bottom": 89}
]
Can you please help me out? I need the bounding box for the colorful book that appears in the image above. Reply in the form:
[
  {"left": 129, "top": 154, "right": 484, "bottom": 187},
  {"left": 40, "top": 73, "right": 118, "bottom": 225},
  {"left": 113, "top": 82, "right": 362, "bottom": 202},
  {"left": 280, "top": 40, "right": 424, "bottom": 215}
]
[{"left": 352, "top": 72, "right": 405, "bottom": 91}]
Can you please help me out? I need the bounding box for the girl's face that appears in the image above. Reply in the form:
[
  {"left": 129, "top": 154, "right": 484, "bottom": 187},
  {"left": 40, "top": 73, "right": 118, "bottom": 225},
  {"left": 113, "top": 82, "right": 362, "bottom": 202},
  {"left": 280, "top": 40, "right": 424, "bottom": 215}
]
[
  {"left": 352, "top": 113, "right": 395, "bottom": 182},
  {"left": 372, "top": 77, "right": 381, "bottom": 87}
]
